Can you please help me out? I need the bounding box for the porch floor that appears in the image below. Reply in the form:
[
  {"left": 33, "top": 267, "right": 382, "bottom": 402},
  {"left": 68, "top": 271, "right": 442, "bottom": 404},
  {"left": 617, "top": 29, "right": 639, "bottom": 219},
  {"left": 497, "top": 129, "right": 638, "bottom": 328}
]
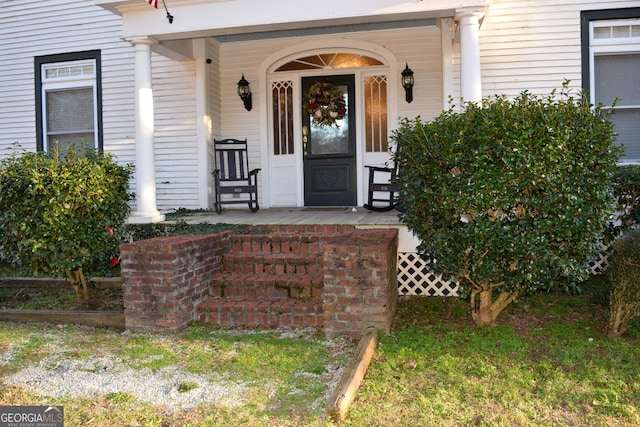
[{"left": 169, "top": 207, "right": 403, "bottom": 226}]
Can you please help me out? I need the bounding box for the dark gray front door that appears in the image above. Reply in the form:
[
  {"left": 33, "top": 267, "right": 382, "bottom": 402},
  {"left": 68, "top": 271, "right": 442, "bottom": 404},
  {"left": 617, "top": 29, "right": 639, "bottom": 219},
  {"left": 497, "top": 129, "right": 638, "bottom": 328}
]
[{"left": 302, "top": 75, "right": 356, "bottom": 206}]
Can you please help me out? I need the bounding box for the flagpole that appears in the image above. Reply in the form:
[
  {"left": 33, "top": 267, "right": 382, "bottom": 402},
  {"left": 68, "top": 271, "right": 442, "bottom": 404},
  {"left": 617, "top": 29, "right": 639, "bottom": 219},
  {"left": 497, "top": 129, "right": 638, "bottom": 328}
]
[{"left": 162, "top": 0, "right": 174, "bottom": 24}]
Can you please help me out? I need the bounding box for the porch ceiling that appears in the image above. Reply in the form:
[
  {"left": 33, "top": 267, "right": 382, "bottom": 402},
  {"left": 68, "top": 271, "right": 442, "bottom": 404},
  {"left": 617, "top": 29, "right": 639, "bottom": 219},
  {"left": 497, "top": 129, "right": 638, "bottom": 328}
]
[{"left": 213, "top": 18, "right": 437, "bottom": 43}]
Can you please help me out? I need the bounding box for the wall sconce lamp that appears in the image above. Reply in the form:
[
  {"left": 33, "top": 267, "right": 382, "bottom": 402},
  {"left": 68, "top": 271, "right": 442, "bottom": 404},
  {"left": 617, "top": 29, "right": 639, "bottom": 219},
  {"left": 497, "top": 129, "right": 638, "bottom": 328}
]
[
  {"left": 237, "top": 74, "right": 252, "bottom": 111},
  {"left": 401, "top": 63, "right": 414, "bottom": 103}
]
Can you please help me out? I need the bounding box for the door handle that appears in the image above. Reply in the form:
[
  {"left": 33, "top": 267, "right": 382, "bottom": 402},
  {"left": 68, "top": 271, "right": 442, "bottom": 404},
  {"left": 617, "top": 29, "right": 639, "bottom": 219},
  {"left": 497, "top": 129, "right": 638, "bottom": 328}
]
[{"left": 302, "top": 126, "right": 308, "bottom": 156}]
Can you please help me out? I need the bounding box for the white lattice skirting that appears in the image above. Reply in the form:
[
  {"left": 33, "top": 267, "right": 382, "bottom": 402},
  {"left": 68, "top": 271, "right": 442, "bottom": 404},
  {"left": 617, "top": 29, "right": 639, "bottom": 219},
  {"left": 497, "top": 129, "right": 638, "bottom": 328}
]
[
  {"left": 397, "top": 242, "right": 613, "bottom": 296},
  {"left": 397, "top": 252, "right": 459, "bottom": 296}
]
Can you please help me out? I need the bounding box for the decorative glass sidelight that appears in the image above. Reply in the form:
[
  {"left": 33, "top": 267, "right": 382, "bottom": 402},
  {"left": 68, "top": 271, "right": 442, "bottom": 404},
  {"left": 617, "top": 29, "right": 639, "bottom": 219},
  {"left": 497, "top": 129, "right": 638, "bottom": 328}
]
[
  {"left": 271, "top": 80, "right": 294, "bottom": 155},
  {"left": 364, "top": 75, "right": 388, "bottom": 153}
]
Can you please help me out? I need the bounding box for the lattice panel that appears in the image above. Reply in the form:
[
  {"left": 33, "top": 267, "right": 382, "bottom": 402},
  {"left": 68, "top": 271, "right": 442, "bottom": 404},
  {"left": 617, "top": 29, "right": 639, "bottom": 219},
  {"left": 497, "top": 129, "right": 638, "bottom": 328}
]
[
  {"left": 398, "top": 243, "right": 613, "bottom": 297},
  {"left": 397, "top": 252, "right": 459, "bottom": 296},
  {"left": 588, "top": 241, "right": 613, "bottom": 275}
]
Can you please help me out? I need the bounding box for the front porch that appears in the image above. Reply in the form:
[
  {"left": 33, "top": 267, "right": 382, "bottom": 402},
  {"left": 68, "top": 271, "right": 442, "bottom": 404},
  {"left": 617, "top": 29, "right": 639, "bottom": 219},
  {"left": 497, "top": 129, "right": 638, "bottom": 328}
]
[
  {"left": 95, "top": 1, "right": 489, "bottom": 219},
  {"left": 169, "top": 207, "right": 460, "bottom": 297}
]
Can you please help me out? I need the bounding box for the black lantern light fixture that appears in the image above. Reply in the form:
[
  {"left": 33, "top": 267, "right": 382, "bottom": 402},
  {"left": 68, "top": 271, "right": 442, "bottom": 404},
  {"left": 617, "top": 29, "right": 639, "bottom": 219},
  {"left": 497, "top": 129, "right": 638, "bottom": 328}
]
[
  {"left": 401, "top": 63, "right": 414, "bottom": 103},
  {"left": 237, "top": 74, "right": 252, "bottom": 111}
]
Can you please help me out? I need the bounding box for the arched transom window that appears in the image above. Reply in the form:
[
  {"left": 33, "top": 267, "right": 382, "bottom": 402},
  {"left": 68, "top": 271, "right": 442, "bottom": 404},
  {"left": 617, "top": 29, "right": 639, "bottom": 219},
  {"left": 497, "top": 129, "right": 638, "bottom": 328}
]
[{"left": 275, "top": 53, "right": 383, "bottom": 72}]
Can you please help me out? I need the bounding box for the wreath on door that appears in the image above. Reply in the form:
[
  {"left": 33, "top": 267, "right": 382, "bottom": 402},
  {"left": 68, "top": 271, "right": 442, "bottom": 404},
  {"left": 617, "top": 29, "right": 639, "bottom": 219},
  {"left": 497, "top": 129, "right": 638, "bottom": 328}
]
[{"left": 303, "top": 82, "right": 346, "bottom": 128}]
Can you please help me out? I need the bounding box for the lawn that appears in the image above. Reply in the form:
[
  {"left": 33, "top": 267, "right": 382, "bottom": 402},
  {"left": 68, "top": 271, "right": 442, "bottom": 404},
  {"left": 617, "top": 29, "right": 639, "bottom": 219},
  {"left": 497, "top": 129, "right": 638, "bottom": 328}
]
[
  {"left": 1, "top": 291, "right": 639, "bottom": 426},
  {"left": 0, "top": 323, "right": 351, "bottom": 427},
  {"left": 345, "top": 293, "right": 640, "bottom": 427}
]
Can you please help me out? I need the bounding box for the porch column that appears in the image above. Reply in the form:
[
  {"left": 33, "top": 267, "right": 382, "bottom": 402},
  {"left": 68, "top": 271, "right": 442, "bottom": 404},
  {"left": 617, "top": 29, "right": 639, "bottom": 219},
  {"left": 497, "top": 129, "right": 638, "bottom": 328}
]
[
  {"left": 455, "top": 8, "right": 485, "bottom": 103},
  {"left": 127, "top": 37, "right": 164, "bottom": 224},
  {"left": 439, "top": 17, "right": 455, "bottom": 109}
]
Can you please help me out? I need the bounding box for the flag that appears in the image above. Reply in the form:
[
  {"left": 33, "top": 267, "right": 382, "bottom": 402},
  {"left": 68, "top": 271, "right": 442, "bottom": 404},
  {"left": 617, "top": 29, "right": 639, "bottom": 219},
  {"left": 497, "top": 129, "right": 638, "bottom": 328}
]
[{"left": 147, "top": 0, "right": 158, "bottom": 8}]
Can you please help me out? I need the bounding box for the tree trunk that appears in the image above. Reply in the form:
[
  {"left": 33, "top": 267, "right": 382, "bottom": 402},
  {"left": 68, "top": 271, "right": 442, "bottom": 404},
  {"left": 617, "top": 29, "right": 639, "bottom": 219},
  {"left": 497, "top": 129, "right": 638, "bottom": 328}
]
[
  {"left": 66, "top": 268, "right": 89, "bottom": 302},
  {"left": 471, "top": 284, "right": 519, "bottom": 326},
  {"left": 608, "top": 306, "right": 625, "bottom": 338},
  {"left": 473, "top": 288, "right": 495, "bottom": 325}
]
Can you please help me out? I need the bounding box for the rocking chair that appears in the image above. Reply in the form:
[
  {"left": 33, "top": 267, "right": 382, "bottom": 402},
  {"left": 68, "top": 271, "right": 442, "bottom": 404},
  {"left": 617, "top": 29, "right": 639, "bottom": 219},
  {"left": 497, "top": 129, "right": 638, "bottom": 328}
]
[
  {"left": 363, "top": 163, "right": 400, "bottom": 212},
  {"left": 212, "top": 138, "right": 261, "bottom": 213}
]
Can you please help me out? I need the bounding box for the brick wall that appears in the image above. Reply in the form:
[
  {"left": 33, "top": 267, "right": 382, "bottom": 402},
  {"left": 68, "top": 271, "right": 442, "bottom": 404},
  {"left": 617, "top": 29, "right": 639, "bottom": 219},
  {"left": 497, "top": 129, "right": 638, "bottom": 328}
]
[
  {"left": 322, "top": 228, "right": 399, "bottom": 338},
  {"left": 119, "top": 231, "right": 233, "bottom": 332}
]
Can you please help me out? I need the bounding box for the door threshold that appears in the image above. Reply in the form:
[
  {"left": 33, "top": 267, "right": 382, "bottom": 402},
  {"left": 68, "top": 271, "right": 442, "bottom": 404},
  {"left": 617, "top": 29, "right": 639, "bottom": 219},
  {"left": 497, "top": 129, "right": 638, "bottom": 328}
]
[{"left": 301, "top": 207, "right": 351, "bottom": 211}]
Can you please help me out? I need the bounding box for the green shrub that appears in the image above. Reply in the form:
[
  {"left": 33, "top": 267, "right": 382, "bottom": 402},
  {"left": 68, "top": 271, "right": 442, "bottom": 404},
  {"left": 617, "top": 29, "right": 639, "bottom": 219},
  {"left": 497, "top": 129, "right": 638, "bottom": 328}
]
[
  {"left": 393, "top": 82, "right": 621, "bottom": 325},
  {"left": 0, "top": 145, "right": 133, "bottom": 300},
  {"left": 606, "top": 229, "right": 640, "bottom": 338}
]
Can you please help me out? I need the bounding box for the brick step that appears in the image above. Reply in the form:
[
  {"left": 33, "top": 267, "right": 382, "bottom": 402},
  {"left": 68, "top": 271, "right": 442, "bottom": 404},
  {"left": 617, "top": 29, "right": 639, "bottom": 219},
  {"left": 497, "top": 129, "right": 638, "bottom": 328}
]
[
  {"left": 230, "top": 232, "right": 340, "bottom": 254},
  {"left": 222, "top": 252, "right": 322, "bottom": 275},
  {"left": 197, "top": 297, "right": 323, "bottom": 329},
  {"left": 211, "top": 273, "right": 324, "bottom": 299}
]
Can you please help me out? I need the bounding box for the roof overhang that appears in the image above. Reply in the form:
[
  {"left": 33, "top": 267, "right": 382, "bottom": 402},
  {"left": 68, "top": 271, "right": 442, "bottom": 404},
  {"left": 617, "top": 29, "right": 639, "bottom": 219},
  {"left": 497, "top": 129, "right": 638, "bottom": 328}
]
[{"left": 96, "top": 0, "right": 490, "bottom": 41}]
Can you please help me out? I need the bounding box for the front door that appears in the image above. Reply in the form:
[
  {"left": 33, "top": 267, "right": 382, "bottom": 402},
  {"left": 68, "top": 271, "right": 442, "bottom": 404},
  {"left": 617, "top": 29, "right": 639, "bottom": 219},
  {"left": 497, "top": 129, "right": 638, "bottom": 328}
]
[{"left": 302, "top": 75, "right": 356, "bottom": 206}]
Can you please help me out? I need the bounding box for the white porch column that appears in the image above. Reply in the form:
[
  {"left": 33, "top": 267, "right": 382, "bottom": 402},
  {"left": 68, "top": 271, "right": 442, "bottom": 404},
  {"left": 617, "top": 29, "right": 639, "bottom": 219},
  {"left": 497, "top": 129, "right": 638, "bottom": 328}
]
[
  {"left": 455, "top": 8, "right": 485, "bottom": 103},
  {"left": 193, "top": 38, "right": 212, "bottom": 209},
  {"left": 128, "top": 37, "right": 164, "bottom": 224},
  {"left": 439, "top": 17, "right": 455, "bottom": 110}
]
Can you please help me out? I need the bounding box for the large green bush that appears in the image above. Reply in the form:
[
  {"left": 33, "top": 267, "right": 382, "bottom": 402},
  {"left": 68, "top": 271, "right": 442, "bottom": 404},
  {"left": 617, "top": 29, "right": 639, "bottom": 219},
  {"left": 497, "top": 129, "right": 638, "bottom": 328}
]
[
  {"left": 394, "top": 83, "right": 621, "bottom": 325},
  {"left": 0, "top": 146, "right": 133, "bottom": 300},
  {"left": 606, "top": 229, "right": 640, "bottom": 338}
]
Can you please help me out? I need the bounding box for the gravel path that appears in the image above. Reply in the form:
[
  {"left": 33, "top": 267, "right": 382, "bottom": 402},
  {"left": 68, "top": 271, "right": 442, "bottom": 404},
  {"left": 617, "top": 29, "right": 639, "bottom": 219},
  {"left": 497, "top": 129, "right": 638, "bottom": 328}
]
[
  {"left": 1, "top": 326, "right": 347, "bottom": 414},
  {"left": 5, "top": 355, "right": 250, "bottom": 412}
]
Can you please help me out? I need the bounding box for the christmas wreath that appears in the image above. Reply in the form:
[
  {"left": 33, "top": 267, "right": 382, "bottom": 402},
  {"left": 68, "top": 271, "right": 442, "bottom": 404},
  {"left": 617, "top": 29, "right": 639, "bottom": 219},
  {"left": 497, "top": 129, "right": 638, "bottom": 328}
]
[{"left": 303, "top": 82, "right": 346, "bottom": 128}]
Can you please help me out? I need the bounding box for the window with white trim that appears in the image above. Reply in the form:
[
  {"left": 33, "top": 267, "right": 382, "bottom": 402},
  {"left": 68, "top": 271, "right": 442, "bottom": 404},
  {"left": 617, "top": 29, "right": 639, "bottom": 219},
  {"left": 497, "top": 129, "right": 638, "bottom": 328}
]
[
  {"left": 588, "top": 18, "right": 640, "bottom": 163},
  {"left": 35, "top": 51, "right": 102, "bottom": 153}
]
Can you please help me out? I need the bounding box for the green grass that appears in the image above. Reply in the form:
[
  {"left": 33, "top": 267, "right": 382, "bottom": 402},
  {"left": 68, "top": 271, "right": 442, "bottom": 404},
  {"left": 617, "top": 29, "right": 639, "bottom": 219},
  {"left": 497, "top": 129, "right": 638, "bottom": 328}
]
[
  {"left": 343, "top": 293, "right": 640, "bottom": 427},
  {"left": 0, "top": 322, "right": 348, "bottom": 426},
  {"left": 2, "top": 293, "right": 639, "bottom": 426}
]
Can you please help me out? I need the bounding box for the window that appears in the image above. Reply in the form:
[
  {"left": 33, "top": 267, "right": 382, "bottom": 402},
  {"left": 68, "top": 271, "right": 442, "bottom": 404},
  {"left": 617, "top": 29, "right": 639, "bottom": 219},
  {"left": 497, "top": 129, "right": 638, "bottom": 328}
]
[
  {"left": 582, "top": 9, "right": 640, "bottom": 163},
  {"left": 274, "top": 53, "right": 383, "bottom": 72},
  {"left": 35, "top": 51, "right": 102, "bottom": 152},
  {"left": 364, "top": 75, "right": 388, "bottom": 153}
]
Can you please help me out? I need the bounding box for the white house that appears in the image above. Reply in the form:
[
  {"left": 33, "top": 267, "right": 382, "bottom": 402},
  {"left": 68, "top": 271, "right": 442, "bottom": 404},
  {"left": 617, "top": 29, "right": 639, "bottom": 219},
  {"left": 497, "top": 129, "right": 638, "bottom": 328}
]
[{"left": 1, "top": 0, "right": 639, "bottom": 223}]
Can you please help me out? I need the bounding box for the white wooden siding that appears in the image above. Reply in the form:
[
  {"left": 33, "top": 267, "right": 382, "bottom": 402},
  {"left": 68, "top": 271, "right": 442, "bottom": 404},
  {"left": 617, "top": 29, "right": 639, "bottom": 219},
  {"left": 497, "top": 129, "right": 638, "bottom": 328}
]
[
  {"left": 4, "top": 0, "right": 637, "bottom": 212},
  {"left": 151, "top": 55, "right": 200, "bottom": 210},
  {"left": 1, "top": 0, "right": 131, "bottom": 154},
  {"left": 0, "top": 0, "right": 203, "bottom": 211},
  {"left": 473, "top": 0, "right": 640, "bottom": 99}
]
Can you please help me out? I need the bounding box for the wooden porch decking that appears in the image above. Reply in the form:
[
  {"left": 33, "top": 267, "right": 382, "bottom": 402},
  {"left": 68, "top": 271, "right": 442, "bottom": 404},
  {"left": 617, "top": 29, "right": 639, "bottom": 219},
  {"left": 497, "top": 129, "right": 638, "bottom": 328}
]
[{"left": 171, "top": 207, "right": 403, "bottom": 227}]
